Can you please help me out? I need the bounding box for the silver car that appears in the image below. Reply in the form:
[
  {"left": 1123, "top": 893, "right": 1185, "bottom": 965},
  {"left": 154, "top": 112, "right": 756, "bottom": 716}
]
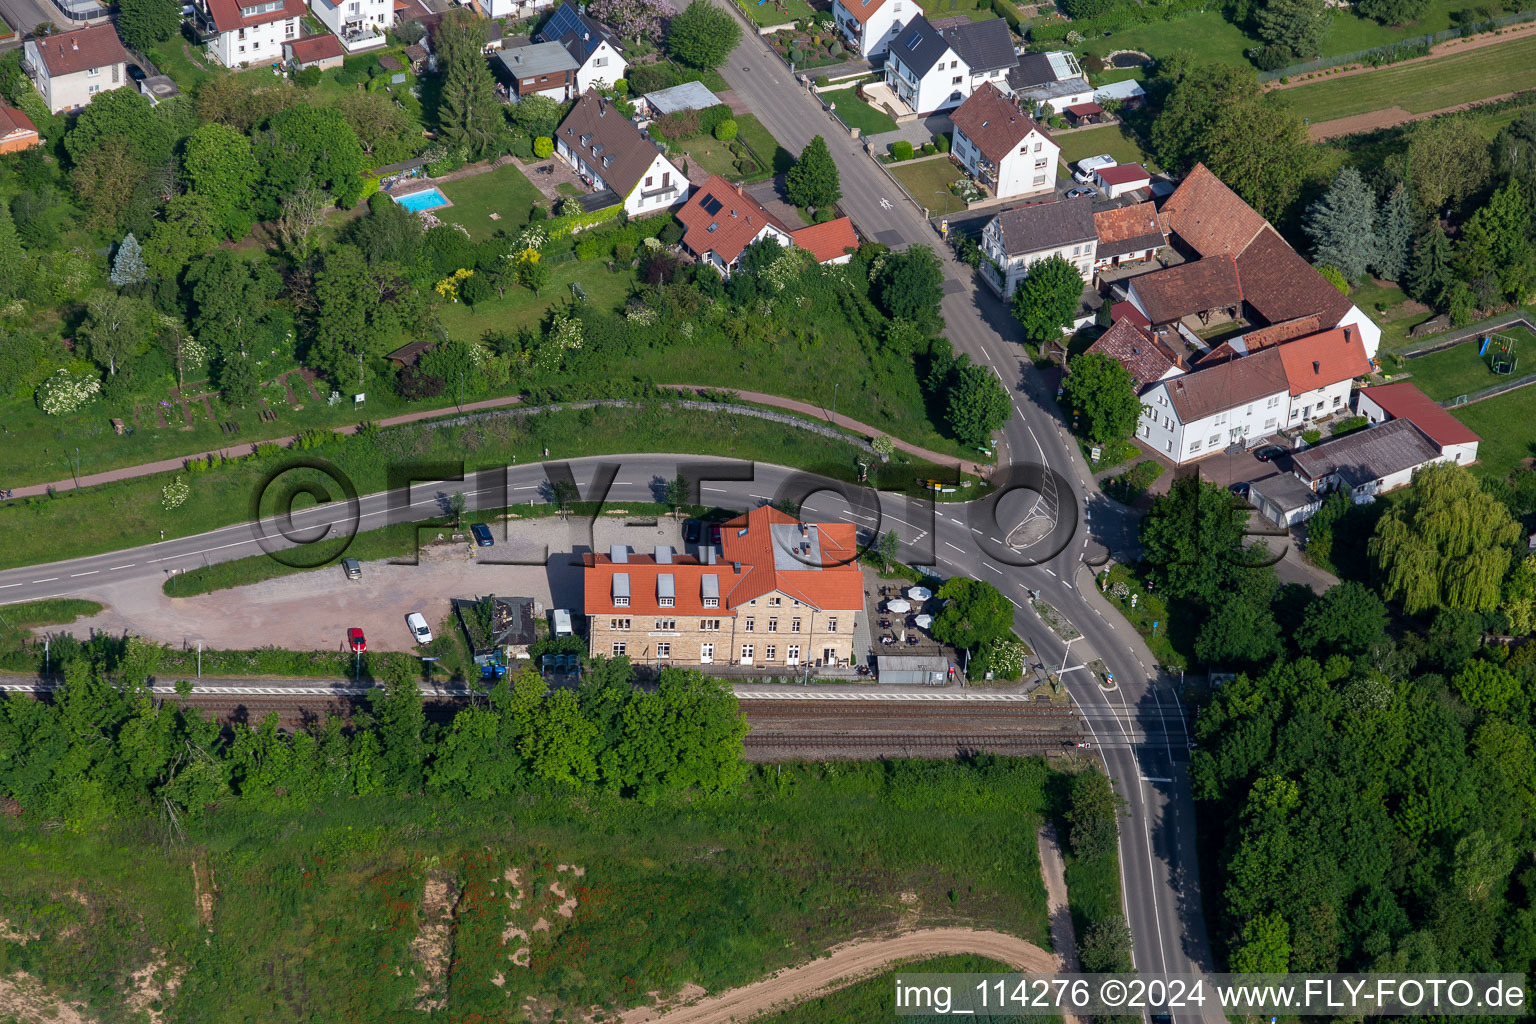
[{"left": 406, "top": 612, "right": 433, "bottom": 645}]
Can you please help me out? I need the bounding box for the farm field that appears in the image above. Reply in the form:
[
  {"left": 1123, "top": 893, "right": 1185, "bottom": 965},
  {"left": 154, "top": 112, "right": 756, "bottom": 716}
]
[
  {"left": 1279, "top": 35, "right": 1536, "bottom": 123},
  {"left": 0, "top": 760, "right": 1055, "bottom": 1023}
]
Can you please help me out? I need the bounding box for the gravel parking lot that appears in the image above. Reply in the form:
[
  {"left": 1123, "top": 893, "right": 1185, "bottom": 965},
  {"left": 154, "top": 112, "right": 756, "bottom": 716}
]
[{"left": 57, "top": 516, "right": 687, "bottom": 654}]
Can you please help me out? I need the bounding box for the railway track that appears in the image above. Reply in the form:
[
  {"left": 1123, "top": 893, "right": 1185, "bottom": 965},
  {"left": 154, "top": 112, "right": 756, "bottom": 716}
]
[{"left": 743, "top": 732, "right": 1082, "bottom": 760}]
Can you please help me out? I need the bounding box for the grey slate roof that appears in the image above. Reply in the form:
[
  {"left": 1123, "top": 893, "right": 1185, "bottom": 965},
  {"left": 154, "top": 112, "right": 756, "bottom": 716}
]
[
  {"left": 1291, "top": 418, "right": 1443, "bottom": 489},
  {"left": 990, "top": 197, "right": 1095, "bottom": 256},
  {"left": 892, "top": 15, "right": 1013, "bottom": 76},
  {"left": 497, "top": 41, "right": 579, "bottom": 80},
  {"left": 1008, "top": 51, "right": 1055, "bottom": 89},
  {"left": 891, "top": 16, "right": 953, "bottom": 76},
  {"left": 1249, "top": 472, "right": 1322, "bottom": 514}
]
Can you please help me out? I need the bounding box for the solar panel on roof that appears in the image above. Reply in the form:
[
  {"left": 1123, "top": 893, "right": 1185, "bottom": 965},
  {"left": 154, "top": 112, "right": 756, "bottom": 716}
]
[{"left": 702, "top": 195, "right": 722, "bottom": 215}]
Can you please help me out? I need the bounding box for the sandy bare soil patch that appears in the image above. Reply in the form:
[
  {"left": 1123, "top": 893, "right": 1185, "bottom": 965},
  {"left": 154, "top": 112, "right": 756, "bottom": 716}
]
[
  {"left": 191, "top": 857, "right": 217, "bottom": 927},
  {"left": 1307, "top": 91, "right": 1523, "bottom": 140},
  {"left": 619, "top": 928, "right": 1061, "bottom": 1024},
  {"left": 411, "top": 869, "right": 461, "bottom": 1012},
  {"left": 124, "top": 953, "right": 185, "bottom": 1024},
  {"left": 0, "top": 971, "right": 94, "bottom": 1024},
  {"left": 0, "top": 918, "right": 37, "bottom": 944}
]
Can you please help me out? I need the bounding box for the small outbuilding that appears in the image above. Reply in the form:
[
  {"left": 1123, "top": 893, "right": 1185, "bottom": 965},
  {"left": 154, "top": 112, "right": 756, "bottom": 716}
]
[{"left": 876, "top": 654, "right": 952, "bottom": 684}]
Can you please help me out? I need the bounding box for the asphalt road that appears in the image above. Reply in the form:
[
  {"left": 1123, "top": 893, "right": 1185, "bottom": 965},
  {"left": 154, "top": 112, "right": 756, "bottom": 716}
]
[{"left": 707, "top": 13, "right": 1219, "bottom": 1006}]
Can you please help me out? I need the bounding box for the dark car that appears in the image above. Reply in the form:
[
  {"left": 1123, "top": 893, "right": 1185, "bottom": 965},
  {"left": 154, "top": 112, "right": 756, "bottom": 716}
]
[
  {"left": 1230, "top": 481, "right": 1250, "bottom": 499},
  {"left": 347, "top": 627, "right": 366, "bottom": 653},
  {"left": 470, "top": 522, "right": 493, "bottom": 547},
  {"left": 342, "top": 557, "right": 362, "bottom": 580},
  {"left": 707, "top": 523, "right": 722, "bottom": 545},
  {"left": 682, "top": 518, "right": 701, "bottom": 544},
  {"left": 1253, "top": 445, "right": 1287, "bottom": 462}
]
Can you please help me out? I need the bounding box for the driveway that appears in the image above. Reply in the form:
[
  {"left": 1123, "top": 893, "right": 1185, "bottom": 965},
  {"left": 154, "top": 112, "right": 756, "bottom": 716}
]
[{"left": 54, "top": 516, "right": 687, "bottom": 654}]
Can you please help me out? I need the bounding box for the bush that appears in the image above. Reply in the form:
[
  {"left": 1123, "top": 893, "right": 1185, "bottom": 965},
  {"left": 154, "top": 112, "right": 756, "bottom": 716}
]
[
  {"left": 788, "top": 47, "right": 804, "bottom": 63},
  {"left": 890, "top": 140, "right": 914, "bottom": 161},
  {"left": 294, "top": 67, "right": 323, "bottom": 87},
  {"left": 655, "top": 108, "right": 703, "bottom": 141},
  {"left": 529, "top": 203, "right": 549, "bottom": 221},
  {"left": 815, "top": 74, "right": 831, "bottom": 86},
  {"left": 1331, "top": 415, "right": 1368, "bottom": 436},
  {"left": 920, "top": 142, "right": 937, "bottom": 155},
  {"left": 396, "top": 364, "right": 445, "bottom": 400},
  {"left": 533, "top": 136, "right": 554, "bottom": 158},
  {"left": 1301, "top": 428, "right": 1323, "bottom": 445},
  {"left": 658, "top": 219, "right": 684, "bottom": 245},
  {"left": 575, "top": 238, "right": 605, "bottom": 260},
  {"left": 699, "top": 103, "right": 734, "bottom": 134},
  {"left": 934, "top": 132, "right": 950, "bottom": 153},
  {"left": 614, "top": 242, "right": 635, "bottom": 261},
  {"left": 612, "top": 77, "right": 628, "bottom": 95},
  {"left": 512, "top": 135, "right": 534, "bottom": 159},
  {"left": 829, "top": 40, "right": 843, "bottom": 56},
  {"left": 714, "top": 118, "right": 738, "bottom": 141}
]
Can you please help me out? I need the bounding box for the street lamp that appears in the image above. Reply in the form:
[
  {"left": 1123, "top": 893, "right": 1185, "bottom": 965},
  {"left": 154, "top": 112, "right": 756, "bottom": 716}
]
[
  {"left": 1057, "top": 634, "right": 1079, "bottom": 677},
  {"left": 831, "top": 381, "right": 839, "bottom": 425}
]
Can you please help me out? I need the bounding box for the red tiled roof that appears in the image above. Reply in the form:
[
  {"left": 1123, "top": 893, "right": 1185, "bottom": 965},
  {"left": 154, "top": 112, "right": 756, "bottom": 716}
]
[
  {"left": 678, "top": 174, "right": 787, "bottom": 265},
  {"left": 0, "top": 104, "right": 38, "bottom": 140},
  {"left": 1095, "top": 163, "right": 1149, "bottom": 186},
  {"left": 1064, "top": 101, "right": 1103, "bottom": 116},
  {"left": 205, "top": 0, "right": 303, "bottom": 32},
  {"left": 791, "top": 217, "right": 859, "bottom": 263},
  {"left": 1111, "top": 300, "right": 1149, "bottom": 330},
  {"left": 1198, "top": 315, "right": 1322, "bottom": 368},
  {"left": 1275, "top": 324, "right": 1372, "bottom": 395},
  {"left": 1357, "top": 381, "right": 1482, "bottom": 447},
  {"left": 836, "top": 0, "right": 890, "bottom": 26},
  {"left": 1236, "top": 227, "right": 1355, "bottom": 327},
  {"left": 584, "top": 551, "right": 722, "bottom": 616},
  {"left": 29, "top": 24, "right": 129, "bottom": 77},
  {"left": 1085, "top": 317, "right": 1182, "bottom": 391},
  {"left": 1128, "top": 254, "right": 1241, "bottom": 325},
  {"left": 1094, "top": 201, "right": 1164, "bottom": 255},
  {"left": 287, "top": 34, "right": 343, "bottom": 63},
  {"left": 718, "top": 506, "right": 864, "bottom": 611},
  {"left": 949, "top": 83, "right": 1049, "bottom": 166},
  {"left": 1159, "top": 162, "right": 1268, "bottom": 258}
]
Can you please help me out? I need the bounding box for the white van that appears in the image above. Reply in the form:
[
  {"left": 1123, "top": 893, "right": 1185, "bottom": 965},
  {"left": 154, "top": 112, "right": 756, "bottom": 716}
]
[
  {"left": 550, "top": 609, "right": 573, "bottom": 637},
  {"left": 1074, "top": 154, "right": 1117, "bottom": 183}
]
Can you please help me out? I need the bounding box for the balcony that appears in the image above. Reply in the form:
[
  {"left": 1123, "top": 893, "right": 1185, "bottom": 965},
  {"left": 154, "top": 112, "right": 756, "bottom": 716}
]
[{"left": 336, "top": 21, "right": 388, "bottom": 51}]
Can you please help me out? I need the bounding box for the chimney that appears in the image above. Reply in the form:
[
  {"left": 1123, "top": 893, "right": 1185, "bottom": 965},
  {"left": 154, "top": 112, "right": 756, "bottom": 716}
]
[
  {"left": 732, "top": 561, "right": 742, "bottom": 574},
  {"left": 1343, "top": 326, "right": 1352, "bottom": 343},
  {"left": 1313, "top": 360, "right": 1321, "bottom": 375}
]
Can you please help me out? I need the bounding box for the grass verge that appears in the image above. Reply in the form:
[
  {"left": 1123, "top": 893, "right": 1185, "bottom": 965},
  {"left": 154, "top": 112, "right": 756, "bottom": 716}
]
[
  {"left": 1453, "top": 382, "right": 1536, "bottom": 479},
  {"left": 823, "top": 87, "right": 899, "bottom": 136},
  {"left": 1096, "top": 564, "right": 1185, "bottom": 670}
]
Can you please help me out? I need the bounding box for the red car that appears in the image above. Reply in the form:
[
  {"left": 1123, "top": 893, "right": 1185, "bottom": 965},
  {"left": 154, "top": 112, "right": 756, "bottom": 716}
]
[{"left": 348, "top": 627, "right": 366, "bottom": 653}]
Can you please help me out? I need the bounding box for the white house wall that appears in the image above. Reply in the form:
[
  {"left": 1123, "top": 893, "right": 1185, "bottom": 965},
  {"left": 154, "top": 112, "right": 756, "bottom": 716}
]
[
  {"left": 622, "top": 151, "right": 689, "bottom": 215},
  {"left": 575, "top": 41, "right": 625, "bottom": 93},
  {"left": 1138, "top": 384, "right": 1289, "bottom": 464},
  {"left": 210, "top": 16, "right": 298, "bottom": 66},
  {"left": 980, "top": 218, "right": 1095, "bottom": 297}
]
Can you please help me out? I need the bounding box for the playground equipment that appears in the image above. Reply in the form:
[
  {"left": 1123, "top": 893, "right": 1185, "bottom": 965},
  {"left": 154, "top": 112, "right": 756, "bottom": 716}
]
[{"left": 1483, "top": 332, "right": 1519, "bottom": 375}]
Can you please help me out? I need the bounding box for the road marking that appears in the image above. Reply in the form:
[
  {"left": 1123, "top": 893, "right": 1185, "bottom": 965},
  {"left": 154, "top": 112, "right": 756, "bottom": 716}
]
[
  {"left": 513, "top": 484, "right": 538, "bottom": 490},
  {"left": 31, "top": 578, "right": 57, "bottom": 583},
  {"left": 1044, "top": 568, "right": 1056, "bottom": 577},
  {"left": 944, "top": 542, "right": 964, "bottom": 553},
  {"left": 1140, "top": 776, "right": 1172, "bottom": 783},
  {"left": 1006, "top": 596, "right": 1020, "bottom": 608},
  {"left": 108, "top": 564, "right": 134, "bottom": 570},
  {"left": 69, "top": 571, "right": 97, "bottom": 577},
  {"left": 985, "top": 564, "right": 1002, "bottom": 575},
  {"left": 0, "top": 583, "right": 21, "bottom": 589}
]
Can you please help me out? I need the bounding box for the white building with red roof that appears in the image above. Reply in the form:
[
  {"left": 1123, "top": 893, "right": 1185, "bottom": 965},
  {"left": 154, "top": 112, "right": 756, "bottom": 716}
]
[
  {"left": 677, "top": 174, "right": 860, "bottom": 275},
  {"left": 0, "top": 104, "right": 41, "bottom": 153},
  {"left": 23, "top": 24, "right": 130, "bottom": 114},
  {"left": 308, "top": 0, "right": 390, "bottom": 53},
  {"left": 583, "top": 505, "right": 864, "bottom": 670},
  {"left": 192, "top": 0, "right": 304, "bottom": 67},
  {"left": 833, "top": 0, "right": 922, "bottom": 57},
  {"left": 1092, "top": 162, "right": 1150, "bottom": 199},
  {"left": 1356, "top": 381, "right": 1480, "bottom": 465},
  {"left": 790, "top": 217, "right": 859, "bottom": 265},
  {"left": 949, "top": 82, "right": 1057, "bottom": 200}
]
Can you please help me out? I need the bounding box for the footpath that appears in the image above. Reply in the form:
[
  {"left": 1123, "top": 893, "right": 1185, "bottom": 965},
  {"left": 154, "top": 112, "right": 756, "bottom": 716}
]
[{"left": 9, "top": 388, "right": 986, "bottom": 500}]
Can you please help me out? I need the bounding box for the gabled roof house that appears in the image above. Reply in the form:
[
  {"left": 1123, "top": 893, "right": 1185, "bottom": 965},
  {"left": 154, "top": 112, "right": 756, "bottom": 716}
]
[
  {"left": 24, "top": 24, "right": 130, "bottom": 114},
  {"left": 833, "top": 0, "right": 922, "bottom": 58},
  {"left": 882, "top": 15, "right": 1015, "bottom": 115},
  {"left": 555, "top": 90, "right": 690, "bottom": 216},
  {"left": 677, "top": 174, "right": 859, "bottom": 274},
  {"left": 949, "top": 82, "right": 1057, "bottom": 200},
  {"left": 535, "top": 1, "right": 626, "bottom": 93}
]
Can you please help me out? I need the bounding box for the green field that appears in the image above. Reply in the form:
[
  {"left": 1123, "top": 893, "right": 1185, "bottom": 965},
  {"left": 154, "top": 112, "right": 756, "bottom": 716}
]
[
  {"left": 1279, "top": 36, "right": 1536, "bottom": 122},
  {"left": 890, "top": 157, "right": 968, "bottom": 211},
  {"left": 432, "top": 260, "right": 637, "bottom": 339},
  {"left": 739, "top": 0, "right": 814, "bottom": 26},
  {"left": 1402, "top": 326, "right": 1536, "bottom": 400},
  {"left": 670, "top": 132, "right": 766, "bottom": 181},
  {"left": 823, "top": 87, "right": 900, "bottom": 137},
  {"left": 1054, "top": 123, "right": 1157, "bottom": 173},
  {"left": 735, "top": 111, "right": 797, "bottom": 175},
  {"left": 437, "top": 162, "right": 546, "bottom": 242},
  {"left": 0, "top": 760, "right": 1054, "bottom": 1022},
  {"left": 1454, "top": 377, "right": 1536, "bottom": 478}
]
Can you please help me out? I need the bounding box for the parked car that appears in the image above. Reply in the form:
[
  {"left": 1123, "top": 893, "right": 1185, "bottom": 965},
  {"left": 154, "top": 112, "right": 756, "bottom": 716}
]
[
  {"left": 342, "top": 557, "right": 362, "bottom": 580},
  {"left": 406, "top": 612, "right": 433, "bottom": 645},
  {"left": 347, "top": 627, "right": 366, "bottom": 653},
  {"left": 1253, "top": 445, "right": 1288, "bottom": 462},
  {"left": 549, "top": 608, "right": 573, "bottom": 637},
  {"left": 1065, "top": 186, "right": 1098, "bottom": 199},
  {"left": 707, "top": 523, "right": 722, "bottom": 545},
  {"left": 1074, "top": 154, "right": 1116, "bottom": 182},
  {"left": 1230, "top": 481, "right": 1251, "bottom": 499},
  {"left": 682, "top": 518, "right": 701, "bottom": 544},
  {"left": 470, "top": 522, "right": 493, "bottom": 547}
]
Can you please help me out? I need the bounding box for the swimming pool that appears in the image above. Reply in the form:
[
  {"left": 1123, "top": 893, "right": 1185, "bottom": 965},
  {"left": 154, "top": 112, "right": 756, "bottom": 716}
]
[{"left": 394, "top": 188, "right": 452, "bottom": 212}]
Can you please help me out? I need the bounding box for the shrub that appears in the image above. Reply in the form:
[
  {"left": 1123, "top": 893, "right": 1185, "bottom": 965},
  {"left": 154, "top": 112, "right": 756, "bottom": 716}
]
[
  {"left": 890, "top": 140, "right": 914, "bottom": 161},
  {"left": 613, "top": 77, "right": 628, "bottom": 95},
  {"left": 396, "top": 365, "right": 444, "bottom": 400},
  {"left": 1301, "top": 428, "right": 1323, "bottom": 445},
  {"left": 934, "top": 132, "right": 950, "bottom": 153},
  {"left": 294, "top": 67, "right": 323, "bottom": 87},
  {"left": 699, "top": 103, "right": 734, "bottom": 134},
  {"left": 714, "top": 118, "right": 738, "bottom": 141},
  {"left": 512, "top": 135, "right": 534, "bottom": 159},
  {"left": 829, "top": 40, "right": 843, "bottom": 56},
  {"left": 528, "top": 203, "right": 549, "bottom": 221},
  {"left": 575, "top": 238, "right": 604, "bottom": 260},
  {"left": 655, "top": 108, "right": 703, "bottom": 141},
  {"left": 788, "top": 47, "right": 804, "bottom": 63},
  {"left": 614, "top": 242, "right": 635, "bottom": 261},
  {"left": 920, "top": 142, "right": 937, "bottom": 155},
  {"left": 533, "top": 136, "right": 553, "bottom": 158},
  {"left": 1331, "top": 415, "right": 1368, "bottom": 435},
  {"left": 36, "top": 368, "right": 101, "bottom": 416},
  {"left": 658, "top": 219, "right": 684, "bottom": 245},
  {"left": 815, "top": 74, "right": 831, "bottom": 86}
]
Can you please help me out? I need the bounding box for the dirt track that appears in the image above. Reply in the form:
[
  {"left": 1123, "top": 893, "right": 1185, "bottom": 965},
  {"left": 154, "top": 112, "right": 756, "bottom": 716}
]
[
  {"left": 621, "top": 928, "right": 1060, "bottom": 1024},
  {"left": 1266, "top": 18, "right": 1536, "bottom": 93},
  {"left": 1307, "top": 90, "right": 1522, "bottom": 140}
]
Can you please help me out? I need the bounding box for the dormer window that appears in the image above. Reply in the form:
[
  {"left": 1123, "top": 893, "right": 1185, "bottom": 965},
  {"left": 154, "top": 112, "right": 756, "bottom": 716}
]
[{"left": 612, "top": 572, "right": 630, "bottom": 607}]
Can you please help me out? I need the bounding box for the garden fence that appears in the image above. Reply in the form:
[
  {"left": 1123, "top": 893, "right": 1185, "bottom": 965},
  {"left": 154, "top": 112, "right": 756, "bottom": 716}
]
[{"left": 1258, "top": 8, "right": 1536, "bottom": 80}]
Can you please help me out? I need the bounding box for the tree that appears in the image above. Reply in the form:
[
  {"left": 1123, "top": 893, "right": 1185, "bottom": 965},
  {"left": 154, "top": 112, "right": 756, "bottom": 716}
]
[
  {"left": 1356, "top": 0, "right": 1428, "bottom": 22},
  {"left": 1295, "top": 581, "right": 1388, "bottom": 655},
  {"left": 873, "top": 246, "right": 942, "bottom": 325},
  {"left": 929, "top": 577, "right": 1012, "bottom": 651},
  {"left": 878, "top": 529, "right": 900, "bottom": 571},
  {"left": 449, "top": 491, "right": 467, "bottom": 527},
  {"left": 369, "top": 662, "right": 426, "bottom": 794},
  {"left": 551, "top": 478, "right": 580, "bottom": 518},
  {"left": 69, "top": 138, "right": 148, "bottom": 233},
  {"left": 79, "top": 290, "right": 147, "bottom": 376},
  {"left": 188, "top": 251, "right": 278, "bottom": 362},
  {"left": 110, "top": 233, "right": 148, "bottom": 288},
  {"left": 311, "top": 246, "right": 381, "bottom": 388},
  {"left": 1458, "top": 181, "right": 1534, "bottom": 305},
  {"left": 507, "top": 94, "right": 564, "bottom": 141},
  {"left": 64, "top": 88, "right": 171, "bottom": 168},
  {"left": 1195, "top": 593, "right": 1281, "bottom": 666},
  {"left": 1404, "top": 219, "right": 1455, "bottom": 307},
  {"left": 1231, "top": 913, "right": 1292, "bottom": 973},
  {"left": 533, "top": 136, "right": 554, "bottom": 159},
  {"left": 785, "top": 135, "right": 841, "bottom": 211},
  {"left": 1078, "top": 917, "right": 1133, "bottom": 973},
  {"left": 433, "top": 10, "right": 509, "bottom": 158},
  {"left": 1305, "top": 166, "right": 1377, "bottom": 281},
  {"left": 1452, "top": 661, "right": 1522, "bottom": 716},
  {"left": 337, "top": 91, "right": 420, "bottom": 164},
  {"left": 945, "top": 359, "right": 1009, "bottom": 447},
  {"left": 1011, "top": 253, "right": 1081, "bottom": 341},
  {"left": 277, "top": 177, "right": 330, "bottom": 259},
  {"left": 143, "top": 192, "right": 221, "bottom": 281},
  {"left": 0, "top": 205, "right": 22, "bottom": 300},
  {"left": 666, "top": 1, "right": 741, "bottom": 69},
  {"left": 254, "top": 105, "right": 366, "bottom": 218},
  {"left": 1253, "top": 0, "right": 1329, "bottom": 60},
  {"left": 183, "top": 122, "right": 259, "bottom": 239},
  {"left": 1140, "top": 474, "right": 1245, "bottom": 602},
  {"left": 1066, "top": 768, "right": 1120, "bottom": 860},
  {"left": 1369, "top": 462, "right": 1522, "bottom": 614},
  {"left": 1063, "top": 351, "right": 1141, "bottom": 444},
  {"left": 1407, "top": 115, "right": 1492, "bottom": 215},
  {"left": 517, "top": 253, "right": 550, "bottom": 295},
  {"left": 664, "top": 473, "right": 689, "bottom": 518},
  {"left": 1501, "top": 555, "right": 1536, "bottom": 635},
  {"left": 117, "top": 0, "right": 179, "bottom": 52},
  {"left": 1373, "top": 184, "right": 1413, "bottom": 282},
  {"left": 1493, "top": 108, "right": 1536, "bottom": 196}
]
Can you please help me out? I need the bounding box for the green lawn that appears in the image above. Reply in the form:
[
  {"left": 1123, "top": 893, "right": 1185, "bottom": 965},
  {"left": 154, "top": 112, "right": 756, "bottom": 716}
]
[
  {"left": 738, "top": 0, "right": 814, "bottom": 26},
  {"left": 437, "top": 162, "right": 546, "bottom": 242},
  {"left": 1454, "top": 383, "right": 1536, "bottom": 479},
  {"left": 670, "top": 133, "right": 765, "bottom": 181},
  {"left": 1054, "top": 123, "right": 1156, "bottom": 173},
  {"left": 890, "top": 157, "right": 968, "bottom": 211},
  {"left": 434, "top": 260, "right": 637, "bottom": 339},
  {"left": 1278, "top": 35, "right": 1536, "bottom": 122},
  {"left": 735, "top": 111, "right": 796, "bottom": 175},
  {"left": 1400, "top": 340, "right": 1502, "bottom": 401},
  {"left": 822, "top": 87, "right": 899, "bottom": 137}
]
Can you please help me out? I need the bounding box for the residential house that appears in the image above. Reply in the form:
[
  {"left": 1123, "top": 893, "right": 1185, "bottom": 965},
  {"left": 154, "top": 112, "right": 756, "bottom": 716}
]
[
  {"left": 309, "top": 0, "right": 389, "bottom": 51},
  {"left": 790, "top": 217, "right": 860, "bottom": 265},
  {"left": 1157, "top": 163, "right": 1382, "bottom": 359},
  {"left": 536, "top": 1, "right": 626, "bottom": 93},
  {"left": 1137, "top": 345, "right": 1290, "bottom": 464},
  {"left": 677, "top": 175, "right": 795, "bottom": 276},
  {"left": 1275, "top": 323, "right": 1372, "bottom": 427},
  {"left": 1093, "top": 162, "right": 1150, "bottom": 199},
  {"left": 1248, "top": 473, "right": 1324, "bottom": 528},
  {"left": 475, "top": 0, "right": 552, "bottom": 22},
  {"left": 1290, "top": 418, "right": 1450, "bottom": 500},
  {"left": 23, "top": 24, "right": 130, "bottom": 114},
  {"left": 832, "top": 0, "right": 921, "bottom": 58},
  {"left": 1092, "top": 202, "right": 1164, "bottom": 270},
  {"left": 882, "top": 15, "right": 1015, "bottom": 115},
  {"left": 1356, "top": 381, "right": 1481, "bottom": 465},
  {"left": 284, "top": 33, "right": 345, "bottom": 70},
  {"left": 193, "top": 0, "right": 304, "bottom": 67},
  {"left": 0, "top": 104, "right": 41, "bottom": 153},
  {"left": 1007, "top": 50, "right": 1093, "bottom": 116},
  {"left": 948, "top": 82, "right": 1057, "bottom": 200},
  {"left": 496, "top": 41, "right": 578, "bottom": 100},
  {"left": 1084, "top": 317, "right": 1183, "bottom": 392},
  {"left": 639, "top": 81, "right": 723, "bottom": 120},
  {"left": 979, "top": 197, "right": 1096, "bottom": 297},
  {"left": 555, "top": 90, "right": 689, "bottom": 216},
  {"left": 583, "top": 506, "right": 865, "bottom": 670},
  {"left": 1125, "top": 255, "right": 1242, "bottom": 328}
]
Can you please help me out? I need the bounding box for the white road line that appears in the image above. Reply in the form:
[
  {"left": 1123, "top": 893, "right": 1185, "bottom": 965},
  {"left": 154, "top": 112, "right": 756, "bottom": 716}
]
[
  {"left": 108, "top": 564, "right": 134, "bottom": 570},
  {"left": 69, "top": 571, "right": 97, "bottom": 577},
  {"left": 1141, "top": 776, "right": 1172, "bottom": 783},
  {"left": 985, "top": 564, "right": 1002, "bottom": 575},
  {"left": 513, "top": 484, "right": 538, "bottom": 490},
  {"left": 31, "top": 578, "right": 57, "bottom": 583},
  {"left": 1044, "top": 568, "right": 1056, "bottom": 577},
  {"left": 944, "top": 542, "right": 964, "bottom": 553},
  {"left": 0, "top": 583, "right": 21, "bottom": 589}
]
